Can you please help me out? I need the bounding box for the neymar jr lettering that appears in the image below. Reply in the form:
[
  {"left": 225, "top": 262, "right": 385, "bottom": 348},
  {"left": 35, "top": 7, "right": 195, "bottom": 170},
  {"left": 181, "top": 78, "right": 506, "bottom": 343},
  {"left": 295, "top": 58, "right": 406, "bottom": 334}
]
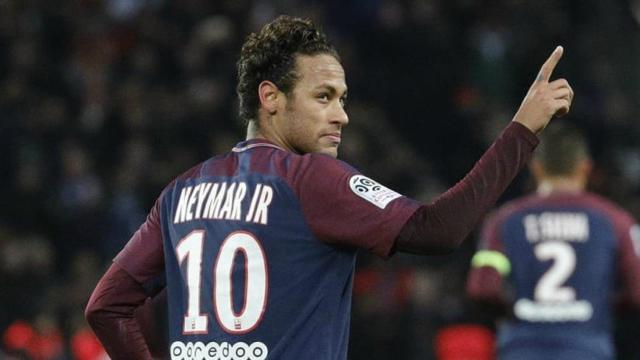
[{"left": 174, "top": 182, "right": 274, "bottom": 225}]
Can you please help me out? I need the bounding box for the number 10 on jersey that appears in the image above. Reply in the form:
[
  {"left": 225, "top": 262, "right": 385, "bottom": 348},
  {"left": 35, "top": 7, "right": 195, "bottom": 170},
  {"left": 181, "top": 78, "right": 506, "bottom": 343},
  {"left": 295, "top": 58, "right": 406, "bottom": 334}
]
[{"left": 176, "top": 230, "right": 268, "bottom": 334}]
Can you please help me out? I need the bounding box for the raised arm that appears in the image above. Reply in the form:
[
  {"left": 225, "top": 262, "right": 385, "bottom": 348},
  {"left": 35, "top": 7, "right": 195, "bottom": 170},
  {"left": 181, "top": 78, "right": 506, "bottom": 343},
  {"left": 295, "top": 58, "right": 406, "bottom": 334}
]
[{"left": 396, "top": 46, "right": 573, "bottom": 254}]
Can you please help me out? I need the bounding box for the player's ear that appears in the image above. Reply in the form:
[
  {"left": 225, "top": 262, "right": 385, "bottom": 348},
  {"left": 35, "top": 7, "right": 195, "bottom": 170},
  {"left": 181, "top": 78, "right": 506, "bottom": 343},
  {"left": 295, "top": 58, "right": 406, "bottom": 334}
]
[
  {"left": 577, "top": 158, "right": 593, "bottom": 180},
  {"left": 258, "top": 80, "right": 279, "bottom": 115},
  {"left": 530, "top": 159, "right": 545, "bottom": 183}
]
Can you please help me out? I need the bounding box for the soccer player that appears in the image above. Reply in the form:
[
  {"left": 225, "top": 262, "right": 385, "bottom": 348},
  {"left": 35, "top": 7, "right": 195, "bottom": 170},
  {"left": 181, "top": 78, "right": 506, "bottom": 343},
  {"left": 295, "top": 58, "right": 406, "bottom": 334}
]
[
  {"left": 466, "top": 125, "right": 640, "bottom": 359},
  {"left": 86, "top": 16, "right": 574, "bottom": 360}
]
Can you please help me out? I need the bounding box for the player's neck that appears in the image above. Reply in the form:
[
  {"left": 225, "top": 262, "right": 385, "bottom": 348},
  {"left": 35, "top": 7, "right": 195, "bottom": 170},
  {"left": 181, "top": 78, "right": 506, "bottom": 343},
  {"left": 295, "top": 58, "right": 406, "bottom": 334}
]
[
  {"left": 246, "top": 120, "right": 293, "bottom": 152},
  {"left": 246, "top": 121, "right": 261, "bottom": 140},
  {"left": 537, "top": 178, "right": 585, "bottom": 196}
]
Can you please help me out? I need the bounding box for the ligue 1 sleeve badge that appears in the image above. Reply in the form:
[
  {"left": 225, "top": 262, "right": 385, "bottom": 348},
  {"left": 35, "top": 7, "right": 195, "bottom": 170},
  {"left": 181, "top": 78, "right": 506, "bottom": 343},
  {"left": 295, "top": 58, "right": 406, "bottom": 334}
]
[{"left": 349, "top": 175, "right": 401, "bottom": 209}]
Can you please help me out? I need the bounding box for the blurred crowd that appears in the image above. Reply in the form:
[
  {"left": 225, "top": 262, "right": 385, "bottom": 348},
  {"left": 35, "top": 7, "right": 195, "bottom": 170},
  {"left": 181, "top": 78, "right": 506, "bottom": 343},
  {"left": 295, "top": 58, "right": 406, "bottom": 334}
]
[{"left": 2, "top": 0, "right": 640, "bottom": 359}]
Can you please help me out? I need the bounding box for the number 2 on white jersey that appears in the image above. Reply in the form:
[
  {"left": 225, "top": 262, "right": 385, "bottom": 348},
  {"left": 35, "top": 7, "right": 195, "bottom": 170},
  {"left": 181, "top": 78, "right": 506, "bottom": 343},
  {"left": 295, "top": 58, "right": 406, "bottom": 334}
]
[{"left": 176, "top": 230, "right": 268, "bottom": 334}]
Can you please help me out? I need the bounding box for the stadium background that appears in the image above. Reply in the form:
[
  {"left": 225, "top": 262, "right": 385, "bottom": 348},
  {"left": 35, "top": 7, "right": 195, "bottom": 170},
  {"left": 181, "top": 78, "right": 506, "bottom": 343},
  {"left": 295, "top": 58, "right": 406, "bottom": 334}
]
[{"left": 1, "top": 0, "right": 640, "bottom": 358}]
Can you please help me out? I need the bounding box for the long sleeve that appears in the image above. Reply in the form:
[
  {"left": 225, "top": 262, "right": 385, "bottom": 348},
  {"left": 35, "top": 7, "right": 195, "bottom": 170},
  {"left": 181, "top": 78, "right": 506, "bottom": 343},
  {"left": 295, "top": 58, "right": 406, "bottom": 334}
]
[
  {"left": 86, "top": 195, "right": 165, "bottom": 359},
  {"left": 465, "top": 212, "right": 510, "bottom": 307},
  {"left": 85, "top": 262, "right": 153, "bottom": 360},
  {"left": 396, "top": 122, "right": 538, "bottom": 254},
  {"left": 616, "top": 221, "right": 640, "bottom": 307}
]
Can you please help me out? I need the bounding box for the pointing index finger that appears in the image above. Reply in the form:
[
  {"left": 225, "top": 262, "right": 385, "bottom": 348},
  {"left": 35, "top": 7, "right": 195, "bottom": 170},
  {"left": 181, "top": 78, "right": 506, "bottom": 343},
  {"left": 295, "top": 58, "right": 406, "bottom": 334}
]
[{"left": 536, "top": 46, "right": 564, "bottom": 82}]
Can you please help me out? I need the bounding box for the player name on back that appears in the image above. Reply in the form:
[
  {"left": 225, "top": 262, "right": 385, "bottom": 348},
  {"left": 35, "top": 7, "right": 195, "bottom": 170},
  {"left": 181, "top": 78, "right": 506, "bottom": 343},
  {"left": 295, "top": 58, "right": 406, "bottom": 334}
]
[
  {"left": 523, "top": 212, "right": 589, "bottom": 242},
  {"left": 174, "top": 182, "right": 273, "bottom": 225}
]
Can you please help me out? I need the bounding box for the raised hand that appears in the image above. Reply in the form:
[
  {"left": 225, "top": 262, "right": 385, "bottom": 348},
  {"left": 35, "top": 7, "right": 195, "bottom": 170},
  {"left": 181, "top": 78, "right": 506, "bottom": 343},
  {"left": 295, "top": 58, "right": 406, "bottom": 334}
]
[{"left": 513, "top": 46, "right": 574, "bottom": 134}]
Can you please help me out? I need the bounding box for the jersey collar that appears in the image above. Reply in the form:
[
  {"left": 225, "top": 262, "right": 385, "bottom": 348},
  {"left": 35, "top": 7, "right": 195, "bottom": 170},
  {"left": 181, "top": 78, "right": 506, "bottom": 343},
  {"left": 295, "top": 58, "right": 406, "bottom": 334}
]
[{"left": 232, "top": 138, "right": 287, "bottom": 153}]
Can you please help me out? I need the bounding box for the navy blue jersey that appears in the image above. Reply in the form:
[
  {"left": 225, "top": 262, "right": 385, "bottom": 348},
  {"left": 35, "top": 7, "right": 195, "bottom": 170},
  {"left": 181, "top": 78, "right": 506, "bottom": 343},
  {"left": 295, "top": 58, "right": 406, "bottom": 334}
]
[
  {"left": 114, "top": 139, "right": 420, "bottom": 360},
  {"left": 467, "top": 192, "right": 640, "bottom": 360}
]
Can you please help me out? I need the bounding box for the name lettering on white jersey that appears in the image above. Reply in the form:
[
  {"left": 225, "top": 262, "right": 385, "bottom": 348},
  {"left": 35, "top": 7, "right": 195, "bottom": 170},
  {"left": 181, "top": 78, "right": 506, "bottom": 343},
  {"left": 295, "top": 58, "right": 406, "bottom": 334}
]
[
  {"left": 174, "top": 182, "right": 271, "bottom": 225},
  {"left": 349, "top": 175, "right": 401, "bottom": 209}
]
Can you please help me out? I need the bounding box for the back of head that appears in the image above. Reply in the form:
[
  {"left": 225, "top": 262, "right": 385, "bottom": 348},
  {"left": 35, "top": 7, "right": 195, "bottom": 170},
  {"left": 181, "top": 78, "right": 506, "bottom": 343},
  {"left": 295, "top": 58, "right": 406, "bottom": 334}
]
[
  {"left": 236, "top": 16, "right": 339, "bottom": 124},
  {"left": 533, "top": 123, "right": 590, "bottom": 176}
]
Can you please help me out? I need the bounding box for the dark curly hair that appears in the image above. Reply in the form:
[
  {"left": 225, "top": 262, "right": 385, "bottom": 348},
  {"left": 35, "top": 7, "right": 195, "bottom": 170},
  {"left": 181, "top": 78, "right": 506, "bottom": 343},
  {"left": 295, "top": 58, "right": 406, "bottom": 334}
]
[
  {"left": 534, "top": 123, "right": 589, "bottom": 176},
  {"left": 236, "top": 15, "right": 340, "bottom": 124}
]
